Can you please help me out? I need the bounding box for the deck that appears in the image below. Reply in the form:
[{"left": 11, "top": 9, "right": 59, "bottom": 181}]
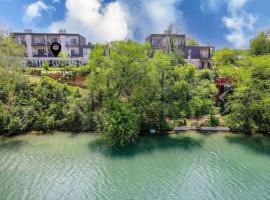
[{"left": 174, "top": 126, "right": 230, "bottom": 132}]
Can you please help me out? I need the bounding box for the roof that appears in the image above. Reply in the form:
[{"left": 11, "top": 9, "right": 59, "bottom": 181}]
[
  {"left": 146, "top": 33, "right": 186, "bottom": 40},
  {"left": 185, "top": 45, "right": 215, "bottom": 48},
  {"left": 11, "top": 32, "right": 84, "bottom": 38}
]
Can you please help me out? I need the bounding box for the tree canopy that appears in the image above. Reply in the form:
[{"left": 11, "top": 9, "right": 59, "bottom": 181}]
[{"left": 250, "top": 32, "right": 270, "bottom": 56}]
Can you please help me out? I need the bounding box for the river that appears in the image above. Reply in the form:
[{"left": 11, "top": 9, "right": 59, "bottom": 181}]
[{"left": 0, "top": 132, "right": 270, "bottom": 200}]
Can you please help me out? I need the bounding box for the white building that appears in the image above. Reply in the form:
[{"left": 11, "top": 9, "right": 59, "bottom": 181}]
[{"left": 12, "top": 29, "right": 92, "bottom": 67}]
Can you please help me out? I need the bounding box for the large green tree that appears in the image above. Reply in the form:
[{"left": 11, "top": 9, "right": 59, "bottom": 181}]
[
  {"left": 250, "top": 32, "right": 270, "bottom": 56},
  {"left": 226, "top": 56, "right": 270, "bottom": 134}
]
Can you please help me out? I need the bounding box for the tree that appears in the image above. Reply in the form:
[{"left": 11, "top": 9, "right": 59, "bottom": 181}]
[
  {"left": 186, "top": 36, "right": 199, "bottom": 46},
  {"left": 226, "top": 56, "right": 270, "bottom": 134},
  {"left": 250, "top": 32, "right": 270, "bottom": 56},
  {"left": 59, "top": 52, "right": 69, "bottom": 67},
  {"left": 213, "top": 48, "right": 238, "bottom": 66},
  {"left": 98, "top": 100, "right": 140, "bottom": 146},
  {"left": 162, "top": 24, "right": 186, "bottom": 65},
  {"left": 151, "top": 51, "right": 174, "bottom": 129},
  {"left": 88, "top": 41, "right": 151, "bottom": 107},
  {"left": 173, "top": 65, "right": 217, "bottom": 118},
  {"left": 164, "top": 23, "right": 183, "bottom": 53},
  {"left": 0, "top": 26, "right": 25, "bottom": 70},
  {"left": 42, "top": 61, "right": 49, "bottom": 70}
]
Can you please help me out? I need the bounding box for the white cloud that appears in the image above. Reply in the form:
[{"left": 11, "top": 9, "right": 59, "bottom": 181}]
[
  {"left": 23, "top": 0, "right": 54, "bottom": 23},
  {"left": 223, "top": 12, "right": 257, "bottom": 48},
  {"left": 201, "top": 0, "right": 257, "bottom": 48},
  {"left": 49, "top": 0, "right": 128, "bottom": 42},
  {"left": 48, "top": 0, "right": 183, "bottom": 43},
  {"left": 200, "top": 0, "right": 224, "bottom": 12},
  {"left": 122, "top": 0, "right": 183, "bottom": 40},
  {"left": 200, "top": 0, "right": 249, "bottom": 12},
  {"left": 224, "top": 0, "right": 257, "bottom": 48},
  {"left": 227, "top": 0, "right": 248, "bottom": 11}
]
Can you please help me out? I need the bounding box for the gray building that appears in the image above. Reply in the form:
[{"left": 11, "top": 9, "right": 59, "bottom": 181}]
[
  {"left": 12, "top": 29, "right": 92, "bottom": 67},
  {"left": 145, "top": 34, "right": 214, "bottom": 69}
]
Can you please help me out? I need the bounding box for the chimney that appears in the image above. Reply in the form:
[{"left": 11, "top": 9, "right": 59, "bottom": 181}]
[
  {"left": 59, "top": 29, "right": 66, "bottom": 34},
  {"left": 24, "top": 28, "right": 32, "bottom": 33}
]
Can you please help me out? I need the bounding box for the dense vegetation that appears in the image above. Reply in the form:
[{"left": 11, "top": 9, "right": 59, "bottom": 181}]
[
  {"left": 87, "top": 41, "right": 217, "bottom": 145},
  {"left": 1, "top": 30, "right": 270, "bottom": 145},
  {"left": 214, "top": 32, "right": 270, "bottom": 134}
]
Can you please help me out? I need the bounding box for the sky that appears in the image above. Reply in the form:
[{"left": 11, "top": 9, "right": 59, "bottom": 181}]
[{"left": 0, "top": 0, "right": 270, "bottom": 49}]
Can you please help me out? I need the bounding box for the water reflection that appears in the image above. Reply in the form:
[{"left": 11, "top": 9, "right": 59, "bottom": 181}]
[
  {"left": 88, "top": 135, "right": 203, "bottom": 158},
  {"left": 225, "top": 134, "right": 270, "bottom": 157},
  {"left": 0, "top": 139, "right": 28, "bottom": 151}
]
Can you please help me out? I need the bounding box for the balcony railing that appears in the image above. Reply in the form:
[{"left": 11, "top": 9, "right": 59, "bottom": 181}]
[
  {"left": 200, "top": 52, "right": 209, "bottom": 59},
  {"left": 20, "top": 41, "right": 27, "bottom": 45},
  {"left": 32, "top": 41, "right": 60, "bottom": 46},
  {"left": 70, "top": 53, "right": 80, "bottom": 57},
  {"left": 152, "top": 44, "right": 161, "bottom": 48},
  {"left": 32, "top": 42, "right": 47, "bottom": 46},
  {"left": 66, "top": 42, "right": 79, "bottom": 46},
  {"left": 33, "top": 53, "right": 47, "bottom": 57}
]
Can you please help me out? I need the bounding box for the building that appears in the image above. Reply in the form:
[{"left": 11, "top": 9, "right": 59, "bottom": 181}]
[
  {"left": 145, "top": 34, "right": 214, "bottom": 69},
  {"left": 12, "top": 29, "right": 92, "bottom": 67}
]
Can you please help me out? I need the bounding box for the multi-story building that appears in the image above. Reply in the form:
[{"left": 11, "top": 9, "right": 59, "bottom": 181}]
[
  {"left": 12, "top": 29, "right": 92, "bottom": 67},
  {"left": 145, "top": 34, "right": 214, "bottom": 69}
]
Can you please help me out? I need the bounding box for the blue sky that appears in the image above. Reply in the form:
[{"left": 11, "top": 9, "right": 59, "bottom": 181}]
[{"left": 0, "top": 0, "right": 269, "bottom": 48}]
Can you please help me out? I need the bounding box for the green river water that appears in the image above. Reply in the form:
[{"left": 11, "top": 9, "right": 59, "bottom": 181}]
[{"left": 0, "top": 131, "right": 270, "bottom": 200}]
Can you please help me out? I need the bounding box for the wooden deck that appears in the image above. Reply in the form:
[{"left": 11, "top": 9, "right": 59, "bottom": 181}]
[
  {"left": 200, "top": 127, "right": 230, "bottom": 132},
  {"left": 174, "top": 126, "right": 230, "bottom": 132},
  {"left": 174, "top": 126, "right": 199, "bottom": 131}
]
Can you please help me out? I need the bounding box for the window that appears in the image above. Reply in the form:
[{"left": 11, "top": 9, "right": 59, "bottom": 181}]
[
  {"left": 188, "top": 49, "right": 192, "bottom": 59},
  {"left": 200, "top": 50, "right": 209, "bottom": 58},
  {"left": 50, "top": 37, "right": 59, "bottom": 43},
  {"left": 37, "top": 49, "right": 46, "bottom": 56},
  {"left": 70, "top": 38, "right": 78, "bottom": 45},
  {"left": 178, "top": 39, "right": 184, "bottom": 47},
  {"left": 16, "top": 36, "right": 25, "bottom": 44},
  {"left": 152, "top": 38, "right": 162, "bottom": 47},
  {"left": 34, "top": 37, "right": 45, "bottom": 44},
  {"left": 70, "top": 48, "right": 79, "bottom": 56},
  {"left": 83, "top": 49, "right": 89, "bottom": 56}
]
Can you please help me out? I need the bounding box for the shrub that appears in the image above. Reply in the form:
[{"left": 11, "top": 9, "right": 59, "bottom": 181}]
[
  {"left": 42, "top": 61, "right": 49, "bottom": 71},
  {"left": 208, "top": 114, "right": 219, "bottom": 127},
  {"left": 98, "top": 100, "right": 140, "bottom": 146}
]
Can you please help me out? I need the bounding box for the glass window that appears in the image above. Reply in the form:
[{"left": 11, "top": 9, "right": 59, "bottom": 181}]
[
  {"left": 51, "top": 37, "right": 59, "bottom": 43},
  {"left": 37, "top": 49, "right": 46, "bottom": 56},
  {"left": 83, "top": 49, "right": 89, "bottom": 56},
  {"left": 34, "top": 37, "right": 45, "bottom": 44},
  {"left": 200, "top": 50, "right": 209, "bottom": 58},
  {"left": 188, "top": 49, "right": 192, "bottom": 59},
  {"left": 70, "top": 38, "right": 78, "bottom": 45},
  {"left": 152, "top": 38, "right": 161, "bottom": 46},
  {"left": 178, "top": 39, "right": 184, "bottom": 46},
  {"left": 70, "top": 49, "right": 79, "bottom": 56}
]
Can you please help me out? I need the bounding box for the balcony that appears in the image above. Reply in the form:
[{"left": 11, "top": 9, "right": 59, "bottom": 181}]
[
  {"left": 33, "top": 53, "right": 47, "bottom": 57},
  {"left": 70, "top": 53, "right": 80, "bottom": 57},
  {"left": 18, "top": 41, "right": 27, "bottom": 45},
  {"left": 152, "top": 44, "right": 161, "bottom": 49},
  {"left": 66, "top": 42, "right": 79, "bottom": 46},
  {"left": 47, "top": 41, "right": 60, "bottom": 45},
  {"left": 200, "top": 52, "right": 209, "bottom": 59},
  {"left": 32, "top": 42, "right": 47, "bottom": 46}
]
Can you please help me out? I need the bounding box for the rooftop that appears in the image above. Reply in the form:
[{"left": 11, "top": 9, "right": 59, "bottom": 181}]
[
  {"left": 146, "top": 33, "right": 186, "bottom": 40},
  {"left": 12, "top": 29, "right": 84, "bottom": 37}
]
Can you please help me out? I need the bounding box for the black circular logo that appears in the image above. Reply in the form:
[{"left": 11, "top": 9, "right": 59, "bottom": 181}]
[{"left": 50, "top": 42, "right": 62, "bottom": 57}]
